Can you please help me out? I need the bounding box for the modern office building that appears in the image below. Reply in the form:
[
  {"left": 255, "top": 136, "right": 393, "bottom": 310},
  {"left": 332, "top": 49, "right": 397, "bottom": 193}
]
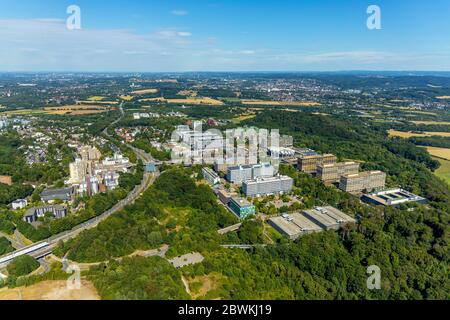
[
  {"left": 298, "top": 154, "right": 337, "bottom": 173},
  {"left": 339, "top": 171, "right": 386, "bottom": 193},
  {"left": 226, "top": 163, "right": 275, "bottom": 185},
  {"left": 268, "top": 213, "right": 322, "bottom": 240},
  {"left": 228, "top": 197, "right": 256, "bottom": 219},
  {"left": 226, "top": 165, "right": 253, "bottom": 185},
  {"left": 302, "top": 206, "right": 356, "bottom": 231},
  {"left": 202, "top": 167, "right": 221, "bottom": 186},
  {"left": 23, "top": 205, "right": 68, "bottom": 224},
  {"left": 242, "top": 175, "right": 293, "bottom": 197},
  {"left": 361, "top": 188, "right": 427, "bottom": 207},
  {"left": 317, "top": 162, "right": 360, "bottom": 184}
]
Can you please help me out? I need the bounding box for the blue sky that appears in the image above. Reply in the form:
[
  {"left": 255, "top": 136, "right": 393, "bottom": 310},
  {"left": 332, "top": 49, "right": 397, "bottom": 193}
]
[{"left": 0, "top": 0, "right": 449, "bottom": 71}]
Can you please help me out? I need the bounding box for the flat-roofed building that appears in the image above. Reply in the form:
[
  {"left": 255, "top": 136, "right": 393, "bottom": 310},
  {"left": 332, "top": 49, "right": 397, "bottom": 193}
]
[
  {"left": 268, "top": 212, "right": 322, "bottom": 240},
  {"left": 317, "top": 162, "right": 360, "bottom": 184},
  {"left": 302, "top": 206, "right": 356, "bottom": 231},
  {"left": 217, "top": 189, "right": 237, "bottom": 205},
  {"left": 362, "top": 188, "right": 427, "bottom": 207},
  {"left": 298, "top": 154, "right": 337, "bottom": 173},
  {"left": 228, "top": 197, "right": 256, "bottom": 219},
  {"left": 202, "top": 167, "right": 220, "bottom": 186},
  {"left": 252, "top": 163, "right": 274, "bottom": 179},
  {"left": 226, "top": 165, "right": 253, "bottom": 185},
  {"left": 40, "top": 187, "right": 73, "bottom": 203},
  {"left": 339, "top": 171, "right": 386, "bottom": 193},
  {"left": 242, "top": 175, "right": 293, "bottom": 198},
  {"left": 23, "top": 205, "right": 67, "bottom": 224}
]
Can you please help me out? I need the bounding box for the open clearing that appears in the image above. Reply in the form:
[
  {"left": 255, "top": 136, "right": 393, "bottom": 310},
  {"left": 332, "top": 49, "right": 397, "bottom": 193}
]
[
  {"left": 140, "top": 97, "right": 224, "bottom": 105},
  {"left": 131, "top": 88, "right": 159, "bottom": 95},
  {"left": 388, "top": 129, "right": 450, "bottom": 138},
  {"left": 0, "top": 280, "right": 100, "bottom": 300},
  {"left": 424, "top": 146, "right": 450, "bottom": 161},
  {"left": 412, "top": 121, "right": 450, "bottom": 125},
  {"left": 186, "top": 272, "right": 224, "bottom": 300},
  {"left": 433, "top": 157, "right": 450, "bottom": 186},
  {"left": 240, "top": 99, "right": 321, "bottom": 106}
]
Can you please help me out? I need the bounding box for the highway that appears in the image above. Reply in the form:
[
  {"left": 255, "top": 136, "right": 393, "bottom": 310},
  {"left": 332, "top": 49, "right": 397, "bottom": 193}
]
[{"left": 0, "top": 104, "right": 159, "bottom": 269}]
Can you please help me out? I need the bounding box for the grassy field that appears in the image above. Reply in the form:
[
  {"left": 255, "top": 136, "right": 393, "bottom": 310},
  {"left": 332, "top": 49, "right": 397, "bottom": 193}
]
[
  {"left": 424, "top": 146, "right": 450, "bottom": 160},
  {"left": 240, "top": 99, "right": 321, "bottom": 106},
  {"left": 433, "top": 157, "right": 450, "bottom": 186},
  {"left": 0, "top": 280, "right": 99, "bottom": 300},
  {"left": 131, "top": 88, "right": 159, "bottom": 95},
  {"left": 388, "top": 129, "right": 450, "bottom": 138},
  {"left": 231, "top": 113, "right": 257, "bottom": 124}
]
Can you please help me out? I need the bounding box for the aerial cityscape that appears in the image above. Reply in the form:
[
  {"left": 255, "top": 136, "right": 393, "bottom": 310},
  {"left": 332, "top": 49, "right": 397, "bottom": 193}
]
[{"left": 0, "top": 0, "right": 448, "bottom": 307}]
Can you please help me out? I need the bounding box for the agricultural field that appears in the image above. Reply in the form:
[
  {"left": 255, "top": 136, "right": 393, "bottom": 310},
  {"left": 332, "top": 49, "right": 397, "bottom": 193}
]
[
  {"left": 87, "top": 96, "right": 105, "bottom": 101},
  {"left": 177, "top": 90, "right": 197, "bottom": 97},
  {"left": 411, "top": 121, "right": 450, "bottom": 125},
  {"left": 119, "top": 95, "right": 134, "bottom": 101},
  {"left": 433, "top": 157, "right": 450, "bottom": 186},
  {"left": 77, "top": 100, "right": 118, "bottom": 105},
  {"left": 424, "top": 146, "right": 450, "bottom": 160},
  {"left": 130, "top": 88, "right": 159, "bottom": 95},
  {"left": 43, "top": 105, "right": 114, "bottom": 115},
  {"left": 231, "top": 113, "right": 257, "bottom": 124},
  {"left": 139, "top": 97, "right": 224, "bottom": 105},
  {"left": 0, "top": 280, "right": 100, "bottom": 300},
  {"left": 388, "top": 129, "right": 450, "bottom": 138},
  {"left": 240, "top": 99, "right": 321, "bottom": 106}
]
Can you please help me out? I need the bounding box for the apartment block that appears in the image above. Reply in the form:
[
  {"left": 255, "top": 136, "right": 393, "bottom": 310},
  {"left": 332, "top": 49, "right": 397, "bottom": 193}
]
[
  {"left": 317, "top": 162, "right": 360, "bottom": 184},
  {"left": 339, "top": 171, "right": 386, "bottom": 193}
]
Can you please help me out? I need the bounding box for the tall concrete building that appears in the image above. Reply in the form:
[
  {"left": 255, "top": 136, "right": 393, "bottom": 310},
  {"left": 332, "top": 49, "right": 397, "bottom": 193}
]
[
  {"left": 339, "top": 171, "right": 386, "bottom": 193},
  {"left": 242, "top": 175, "right": 293, "bottom": 197},
  {"left": 298, "top": 154, "right": 337, "bottom": 173},
  {"left": 226, "top": 163, "right": 275, "bottom": 185},
  {"left": 68, "top": 158, "right": 88, "bottom": 184},
  {"left": 317, "top": 162, "right": 360, "bottom": 184}
]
